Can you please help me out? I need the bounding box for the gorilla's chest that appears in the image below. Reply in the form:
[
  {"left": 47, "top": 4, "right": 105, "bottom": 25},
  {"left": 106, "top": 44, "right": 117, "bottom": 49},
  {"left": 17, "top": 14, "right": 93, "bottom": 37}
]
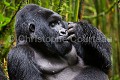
[
  {"left": 34, "top": 46, "right": 81, "bottom": 80},
  {"left": 44, "top": 65, "right": 81, "bottom": 80},
  {"left": 35, "top": 52, "right": 68, "bottom": 74}
]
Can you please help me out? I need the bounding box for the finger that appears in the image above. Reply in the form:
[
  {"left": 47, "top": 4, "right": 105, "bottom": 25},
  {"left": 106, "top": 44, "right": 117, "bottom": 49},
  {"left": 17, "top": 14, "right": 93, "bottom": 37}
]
[
  {"left": 67, "top": 34, "right": 76, "bottom": 40},
  {"left": 67, "top": 28, "right": 75, "bottom": 34},
  {"left": 68, "top": 23, "right": 76, "bottom": 29}
]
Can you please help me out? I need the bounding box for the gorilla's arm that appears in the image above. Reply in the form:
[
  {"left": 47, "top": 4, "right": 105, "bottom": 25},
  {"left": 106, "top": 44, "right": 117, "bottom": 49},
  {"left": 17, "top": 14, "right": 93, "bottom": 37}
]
[
  {"left": 8, "top": 45, "right": 42, "bottom": 80},
  {"left": 68, "top": 21, "right": 111, "bottom": 74}
]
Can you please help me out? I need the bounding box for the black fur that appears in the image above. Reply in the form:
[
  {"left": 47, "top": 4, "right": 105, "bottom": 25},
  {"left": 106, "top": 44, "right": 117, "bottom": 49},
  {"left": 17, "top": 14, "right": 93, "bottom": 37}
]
[
  {"left": 7, "top": 4, "right": 111, "bottom": 80},
  {"left": 68, "top": 21, "right": 111, "bottom": 74}
]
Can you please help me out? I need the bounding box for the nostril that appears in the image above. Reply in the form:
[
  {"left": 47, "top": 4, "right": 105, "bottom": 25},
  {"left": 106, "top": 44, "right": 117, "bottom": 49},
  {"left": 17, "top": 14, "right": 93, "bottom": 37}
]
[
  {"left": 61, "top": 31, "right": 66, "bottom": 34},
  {"left": 59, "top": 29, "right": 67, "bottom": 36}
]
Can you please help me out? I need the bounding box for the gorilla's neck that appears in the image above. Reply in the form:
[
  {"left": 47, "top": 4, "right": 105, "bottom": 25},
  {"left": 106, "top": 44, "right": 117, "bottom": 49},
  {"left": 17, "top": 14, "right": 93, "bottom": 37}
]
[
  {"left": 29, "top": 42, "right": 51, "bottom": 55},
  {"left": 28, "top": 41, "right": 72, "bottom": 57}
]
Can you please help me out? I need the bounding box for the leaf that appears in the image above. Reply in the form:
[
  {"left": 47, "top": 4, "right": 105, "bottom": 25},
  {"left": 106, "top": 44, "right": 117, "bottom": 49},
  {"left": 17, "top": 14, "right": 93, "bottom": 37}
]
[
  {"left": 4, "top": 17, "right": 10, "bottom": 23},
  {"left": 4, "top": 1, "right": 10, "bottom": 7},
  {"left": 0, "top": 14, "right": 4, "bottom": 22},
  {"left": 9, "top": 6, "right": 16, "bottom": 10},
  {"left": 0, "top": 17, "right": 10, "bottom": 28},
  {"left": 0, "top": 24, "right": 5, "bottom": 28}
]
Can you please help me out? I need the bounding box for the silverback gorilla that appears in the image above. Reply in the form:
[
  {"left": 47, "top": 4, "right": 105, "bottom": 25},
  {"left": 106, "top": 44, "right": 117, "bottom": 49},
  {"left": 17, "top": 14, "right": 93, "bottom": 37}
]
[{"left": 7, "top": 4, "right": 111, "bottom": 80}]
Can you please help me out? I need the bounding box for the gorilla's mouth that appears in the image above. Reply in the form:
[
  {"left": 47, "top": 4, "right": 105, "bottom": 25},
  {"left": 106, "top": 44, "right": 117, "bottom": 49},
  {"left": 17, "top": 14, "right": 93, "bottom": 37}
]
[{"left": 55, "top": 35, "right": 68, "bottom": 42}]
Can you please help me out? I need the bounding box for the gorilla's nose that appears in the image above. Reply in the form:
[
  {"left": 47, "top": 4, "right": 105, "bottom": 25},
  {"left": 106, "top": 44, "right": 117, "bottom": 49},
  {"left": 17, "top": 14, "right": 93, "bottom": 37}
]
[{"left": 59, "top": 28, "right": 68, "bottom": 36}]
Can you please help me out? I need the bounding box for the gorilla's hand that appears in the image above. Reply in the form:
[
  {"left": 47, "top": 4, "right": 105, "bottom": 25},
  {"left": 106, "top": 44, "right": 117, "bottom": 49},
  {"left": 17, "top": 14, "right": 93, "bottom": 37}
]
[
  {"left": 67, "top": 21, "right": 111, "bottom": 74},
  {"left": 67, "top": 22, "right": 76, "bottom": 42}
]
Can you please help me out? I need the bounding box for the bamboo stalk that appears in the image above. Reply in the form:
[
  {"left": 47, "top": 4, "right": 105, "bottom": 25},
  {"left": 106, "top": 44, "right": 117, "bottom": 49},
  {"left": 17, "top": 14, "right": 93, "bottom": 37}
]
[
  {"left": 78, "top": 0, "right": 84, "bottom": 20},
  {"left": 100, "top": 0, "right": 106, "bottom": 34},
  {"left": 74, "top": 0, "right": 80, "bottom": 22},
  {"left": 117, "top": 0, "right": 120, "bottom": 77},
  {"left": 66, "top": 0, "right": 72, "bottom": 21},
  {"left": 93, "top": 0, "right": 100, "bottom": 28},
  {"left": 45, "top": 0, "right": 49, "bottom": 8},
  {"left": 83, "top": 1, "right": 118, "bottom": 19}
]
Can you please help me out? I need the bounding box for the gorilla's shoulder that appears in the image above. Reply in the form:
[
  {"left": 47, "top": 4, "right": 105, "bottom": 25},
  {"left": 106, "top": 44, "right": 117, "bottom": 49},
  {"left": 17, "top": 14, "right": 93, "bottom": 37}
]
[{"left": 8, "top": 45, "right": 34, "bottom": 59}]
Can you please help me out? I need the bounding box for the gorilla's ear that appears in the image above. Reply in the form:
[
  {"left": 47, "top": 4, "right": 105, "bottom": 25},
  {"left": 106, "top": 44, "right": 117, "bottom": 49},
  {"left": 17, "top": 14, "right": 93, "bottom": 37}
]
[{"left": 29, "top": 23, "right": 35, "bottom": 33}]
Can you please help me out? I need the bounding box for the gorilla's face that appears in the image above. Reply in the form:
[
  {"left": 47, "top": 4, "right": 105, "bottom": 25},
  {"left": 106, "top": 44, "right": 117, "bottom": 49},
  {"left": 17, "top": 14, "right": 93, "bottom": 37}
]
[
  {"left": 16, "top": 4, "right": 71, "bottom": 55},
  {"left": 34, "top": 10, "right": 68, "bottom": 41}
]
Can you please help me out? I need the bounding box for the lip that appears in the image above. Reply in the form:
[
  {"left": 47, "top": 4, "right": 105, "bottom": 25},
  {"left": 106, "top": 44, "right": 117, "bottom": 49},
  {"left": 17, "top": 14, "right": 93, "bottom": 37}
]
[{"left": 55, "top": 36, "right": 67, "bottom": 42}]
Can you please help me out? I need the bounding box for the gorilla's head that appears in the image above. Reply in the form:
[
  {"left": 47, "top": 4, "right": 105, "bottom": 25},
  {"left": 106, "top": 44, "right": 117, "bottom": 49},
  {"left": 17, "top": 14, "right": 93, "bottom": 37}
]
[{"left": 15, "top": 4, "right": 71, "bottom": 56}]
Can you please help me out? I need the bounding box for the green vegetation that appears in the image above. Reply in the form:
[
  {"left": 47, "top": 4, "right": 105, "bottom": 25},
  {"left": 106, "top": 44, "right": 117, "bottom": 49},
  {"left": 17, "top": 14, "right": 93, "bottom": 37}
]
[{"left": 0, "top": 0, "right": 120, "bottom": 80}]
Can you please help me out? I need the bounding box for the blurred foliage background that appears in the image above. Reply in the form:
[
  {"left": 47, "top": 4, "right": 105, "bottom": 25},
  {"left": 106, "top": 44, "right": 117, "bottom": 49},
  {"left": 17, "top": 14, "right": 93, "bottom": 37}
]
[{"left": 0, "top": 0, "right": 120, "bottom": 80}]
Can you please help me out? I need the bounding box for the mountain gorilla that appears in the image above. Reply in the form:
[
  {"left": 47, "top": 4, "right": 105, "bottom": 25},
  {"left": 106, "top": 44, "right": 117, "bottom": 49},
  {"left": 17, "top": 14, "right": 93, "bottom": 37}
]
[{"left": 8, "top": 4, "right": 111, "bottom": 80}]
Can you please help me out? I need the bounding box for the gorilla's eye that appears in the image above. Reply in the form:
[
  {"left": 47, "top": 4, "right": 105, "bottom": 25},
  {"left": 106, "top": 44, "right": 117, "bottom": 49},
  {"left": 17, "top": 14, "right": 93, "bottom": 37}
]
[
  {"left": 49, "top": 21, "right": 61, "bottom": 27},
  {"left": 57, "top": 21, "right": 61, "bottom": 25},
  {"left": 29, "top": 24, "right": 35, "bottom": 32},
  {"left": 51, "top": 23, "right": 55, "bottom": 27}
]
